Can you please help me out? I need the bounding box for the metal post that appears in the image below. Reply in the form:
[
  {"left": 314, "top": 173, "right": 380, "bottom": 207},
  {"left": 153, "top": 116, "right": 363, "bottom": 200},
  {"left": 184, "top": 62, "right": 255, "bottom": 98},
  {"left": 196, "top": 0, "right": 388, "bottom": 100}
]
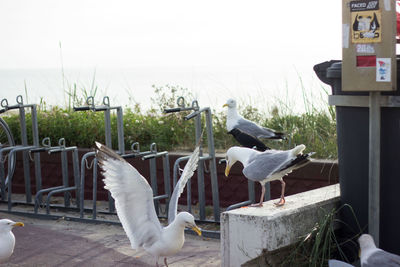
[
  {"left": 19, "top": 106, "right": 32, "bottom": 203},
  {"left": 149, "top": 157, "right": 159, "bottom": 215},
  {"left": 248, "top": 180, "right": 255, "bottom": 203},
  {"left": 117, "top": 107, "right": 125, "bottom": 154},
  {"left": 31, "top": 105, "right": 42, "bottom": 202},
  {"left": 72, "top": 149, "right": 80, "bottom": 209},
  {"left": 205, "top": 109, "right": 220, "bottom": 221},
  {"left": 195, "top": 114, "right": 206, "bottom": 220},
  {"left": 104, "top": 109, "right": 114, "bottom": 212},
  {"left": 369, "top": 91, "right": 380, "bottom": 245},
  {"left": 92, "top": 159, "right": 98, "bottom": 220},
  {"left": 61, "top": 150, "right": 70, "bottom": 207}
]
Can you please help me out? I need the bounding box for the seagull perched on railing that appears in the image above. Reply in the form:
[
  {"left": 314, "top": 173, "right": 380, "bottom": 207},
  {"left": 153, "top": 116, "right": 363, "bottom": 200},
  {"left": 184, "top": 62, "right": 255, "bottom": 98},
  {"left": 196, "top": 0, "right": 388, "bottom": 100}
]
[
  {"left": 96, "top": 142, "right": 201, "bottom": 267},
  {"left": 0, "top": 219, "right": 24, "bottom": 263},
  {"left": 223, "top": 99, "right": 285, "bottom": 151},
  {"left": 224, "top": 145, "right": 313, "bottom": 207}
]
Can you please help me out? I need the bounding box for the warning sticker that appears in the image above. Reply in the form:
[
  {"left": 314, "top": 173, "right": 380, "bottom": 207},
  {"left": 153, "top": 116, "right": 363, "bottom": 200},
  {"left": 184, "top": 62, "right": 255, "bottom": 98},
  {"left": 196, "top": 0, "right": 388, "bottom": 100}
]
[{"left": 350, "top": 0, "right": 381, "bottom": 43}]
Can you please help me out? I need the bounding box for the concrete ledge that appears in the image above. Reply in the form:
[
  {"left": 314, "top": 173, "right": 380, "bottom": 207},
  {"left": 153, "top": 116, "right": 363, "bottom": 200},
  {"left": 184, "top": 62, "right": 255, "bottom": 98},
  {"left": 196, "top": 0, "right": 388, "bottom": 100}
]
[{"left": 221, "top": 184, "right": 340, "bottom": 267}]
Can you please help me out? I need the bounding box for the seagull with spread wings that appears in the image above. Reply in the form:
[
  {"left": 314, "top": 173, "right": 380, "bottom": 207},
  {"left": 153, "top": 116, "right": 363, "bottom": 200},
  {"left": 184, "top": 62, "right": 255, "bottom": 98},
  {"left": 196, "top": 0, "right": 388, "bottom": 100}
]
[{"left": 96, "top": 142, "right": 201, "bottom": 267}]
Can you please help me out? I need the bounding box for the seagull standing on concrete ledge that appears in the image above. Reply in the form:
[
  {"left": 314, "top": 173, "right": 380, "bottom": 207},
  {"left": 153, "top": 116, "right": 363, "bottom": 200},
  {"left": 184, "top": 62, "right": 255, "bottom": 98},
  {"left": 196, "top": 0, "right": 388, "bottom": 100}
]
[
  {"left": 96, "top": 142, "right": 201, "bottom": 267},
  {"left": 223, "top": 99, "right": 285, "bottom": 151},
  {"left": 224, "top": 145, "right": 313, "bottom": 207},
  {"left": 0, "top": 219, "right": 24, "bottom": 263}
]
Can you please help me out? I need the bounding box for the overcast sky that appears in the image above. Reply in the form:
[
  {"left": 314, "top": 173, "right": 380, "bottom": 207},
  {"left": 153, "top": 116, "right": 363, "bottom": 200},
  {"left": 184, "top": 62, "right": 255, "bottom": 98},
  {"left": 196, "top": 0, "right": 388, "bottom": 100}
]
[
  {"left": 0, "top": 0, "right": 342, "bottom": 112},
  {"left": 0, "top": 0, "right": 342, "bottom": 69}
]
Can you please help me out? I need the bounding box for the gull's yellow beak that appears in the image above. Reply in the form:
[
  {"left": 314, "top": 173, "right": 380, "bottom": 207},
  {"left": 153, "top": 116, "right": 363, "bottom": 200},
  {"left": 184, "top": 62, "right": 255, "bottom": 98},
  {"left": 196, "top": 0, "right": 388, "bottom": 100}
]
[
  {"left": 13, "top": 222, "right": 24, "bottom": 227},
  {"left": 192, "top": 225, "right": 202, "bottom": 236},
  {"left": 225, "top": 165, "right": 231, "bottom": 177},
  {"left": 222, "top": 103, "right": 228, "bottom": 108},
  {"left": 358, "top": 248, "right": 361, "bottom": 258}
]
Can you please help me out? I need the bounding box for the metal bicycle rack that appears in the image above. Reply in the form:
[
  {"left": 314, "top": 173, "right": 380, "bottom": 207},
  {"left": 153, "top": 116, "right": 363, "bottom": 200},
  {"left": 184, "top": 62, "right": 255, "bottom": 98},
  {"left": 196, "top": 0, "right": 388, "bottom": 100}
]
[
  {"left": 0, "top": 95, "right": 42, "bottom": 207},
  {"left": 74, "top": 96, "right": 124, "bottom": 214},
  {"left": 164, "top": 97, "right": 220, "bottom": 222},
  {"left": 33, "top": 138, "right": 80, "bottom": 215},
  {"left": 75, "top": 96, "right": 171, "bottom": 220}
]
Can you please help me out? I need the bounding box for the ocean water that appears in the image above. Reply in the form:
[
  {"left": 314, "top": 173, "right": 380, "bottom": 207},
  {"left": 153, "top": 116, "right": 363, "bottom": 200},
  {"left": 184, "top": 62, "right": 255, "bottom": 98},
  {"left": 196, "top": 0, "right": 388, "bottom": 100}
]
[{"left": 0, "top": 66, "right": 328, "bottom": 114}]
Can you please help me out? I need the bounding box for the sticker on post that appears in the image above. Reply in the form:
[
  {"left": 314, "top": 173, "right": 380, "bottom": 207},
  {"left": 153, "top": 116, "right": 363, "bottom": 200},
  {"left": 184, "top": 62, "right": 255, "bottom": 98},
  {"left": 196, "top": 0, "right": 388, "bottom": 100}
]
[
  {"left": 376, "top": 58, "right": 391, "bottom": 82},
  {"left": 350, "top": 0, "right": 381, "bottom": 43}
]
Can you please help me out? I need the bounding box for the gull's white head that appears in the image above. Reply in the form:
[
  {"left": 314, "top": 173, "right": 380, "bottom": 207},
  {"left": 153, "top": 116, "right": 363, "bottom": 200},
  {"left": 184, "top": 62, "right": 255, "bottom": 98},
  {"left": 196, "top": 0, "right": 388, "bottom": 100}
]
[
  {"left": 223, "top": 99, "right": 237, "bottom": 109},
  {"left": 225, "top": 147, "right": 243, "bottom": 177},
  {"left": 358, "top": 234, "right": 376, "bottom": 251},
  {"left": 0, "top": 219, "right": 24, "bottom": 233},
  {"left": 176, "top": 212, "right": 201, "bottom": 236}
]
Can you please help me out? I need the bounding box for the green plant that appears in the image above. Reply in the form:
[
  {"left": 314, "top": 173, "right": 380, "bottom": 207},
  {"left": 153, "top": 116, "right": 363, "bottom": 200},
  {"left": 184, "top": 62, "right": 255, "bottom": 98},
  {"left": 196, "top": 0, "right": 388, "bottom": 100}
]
[{"left": 282, "top": 204, "right": 362, "bottom": 267}]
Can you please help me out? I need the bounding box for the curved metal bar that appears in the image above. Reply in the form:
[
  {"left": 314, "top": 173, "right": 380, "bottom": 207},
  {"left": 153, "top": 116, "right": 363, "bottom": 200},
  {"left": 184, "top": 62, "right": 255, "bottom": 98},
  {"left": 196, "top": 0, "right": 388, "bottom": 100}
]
[{"left": 79, "top": 151, "right": 96, "bottom": 218}]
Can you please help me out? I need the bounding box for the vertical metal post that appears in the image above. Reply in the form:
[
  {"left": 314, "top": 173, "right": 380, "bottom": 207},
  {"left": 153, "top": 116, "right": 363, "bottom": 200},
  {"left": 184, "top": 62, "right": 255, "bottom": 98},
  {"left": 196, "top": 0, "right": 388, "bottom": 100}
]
[
  {"left": 195, "top": 113, "right": 206, "bottom": 220},
  {"left": 92, "top": 159, "right": 98, "bottom": 220},
  {"left": 117, "top": 107, "right": 125, "bottom": 154},
  {"left": 61, "top": 150, "right": 70, "bottom": 207},
  {"left": 163, "top": 154, "right": 171, "bottom": 215},
  {"left": 0, "top": 152, "right": 6, "bottom": 201},
  {"left": 104, "top": 109, "right": 114, "bottom": 212},
  {"left": 72, "top": 149, "right": 80, "bottom": 209},
  {"left": 149, "top": 158, "right": 159, "bottom": 215},
  {"left": 19, "top": 106, "right": 32, "bottom": 203},
  {"left": 369, "top": 91, "right": 381, "bottom": 245},
  {"left": 248, "top": 180, "right": 255, "bottom": 203},
  {"left": 31, "top": 105, "right": 42, "bottom": 202},
  {"left": 264, "top": 183, "right": 271, "bottom": 201},
  {"left": 205, "top": 109, "right": 220, "bottom": 222}
]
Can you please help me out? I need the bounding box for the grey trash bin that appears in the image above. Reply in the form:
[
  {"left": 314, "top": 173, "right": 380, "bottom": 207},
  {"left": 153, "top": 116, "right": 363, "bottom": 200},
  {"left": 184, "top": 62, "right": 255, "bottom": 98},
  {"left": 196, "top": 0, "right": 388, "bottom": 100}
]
[{"left": 314, "top": 60, "right": 400, "bottom": 255}]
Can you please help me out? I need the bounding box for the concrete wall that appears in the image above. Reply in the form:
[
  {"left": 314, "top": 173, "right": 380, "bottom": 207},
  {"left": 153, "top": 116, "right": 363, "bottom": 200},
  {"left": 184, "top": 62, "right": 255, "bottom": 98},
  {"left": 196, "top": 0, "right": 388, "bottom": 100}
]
[{"left": 221, "top": 184, "right": 340, "bottom": 267}]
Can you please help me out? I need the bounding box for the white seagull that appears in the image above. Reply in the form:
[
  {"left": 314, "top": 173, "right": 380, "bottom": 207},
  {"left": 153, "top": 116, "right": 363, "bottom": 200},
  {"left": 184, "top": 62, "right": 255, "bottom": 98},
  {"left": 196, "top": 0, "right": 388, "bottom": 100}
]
[
  {"left": 95, "top": 142, "right": 201, "bottom": 267},
  {"left": 359, "top": 234, "right": 400, "bottom": 267},
  {"left": 223, "top": 99, "right": 285, "bottom": 140},
  {"left": 224, "top": 145, "right": 313, "bottom": 207},
  {"left": 0, "top": 219, "right": 24, "bottom": 263}
]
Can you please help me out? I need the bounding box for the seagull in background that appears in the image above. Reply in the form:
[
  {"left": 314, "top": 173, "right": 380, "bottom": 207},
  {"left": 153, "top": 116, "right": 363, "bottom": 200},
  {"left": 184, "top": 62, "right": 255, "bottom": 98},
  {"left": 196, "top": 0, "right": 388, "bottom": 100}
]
[
  {"left": 223, "top": 99, "right": 285, "bottom": 150},
  {"left": 359, "top": 234, "right": 400, "bottom": 266},
  {"left": 96, "top": 142, "right": 201, "bottom": 267},
  {"left": 0, "top": 219, "right": 24, "bottom": 263},
  {"left": 224, "top": 145, "right": 313, "bottom": 207}
]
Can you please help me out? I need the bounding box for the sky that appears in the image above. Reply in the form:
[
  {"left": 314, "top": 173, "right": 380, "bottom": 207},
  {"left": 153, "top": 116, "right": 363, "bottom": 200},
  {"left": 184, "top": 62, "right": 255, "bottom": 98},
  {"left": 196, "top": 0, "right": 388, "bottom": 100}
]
[{"left": 0, "top": 0, "right": 342, "bottom": 112}]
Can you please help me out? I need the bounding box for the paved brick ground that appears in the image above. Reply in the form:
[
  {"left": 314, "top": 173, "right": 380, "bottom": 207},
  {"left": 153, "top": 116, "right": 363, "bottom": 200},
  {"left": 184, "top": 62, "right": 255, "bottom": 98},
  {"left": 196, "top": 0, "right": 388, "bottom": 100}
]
[{"left": 0, "top": 212, "right": 220, "bottom": 267}]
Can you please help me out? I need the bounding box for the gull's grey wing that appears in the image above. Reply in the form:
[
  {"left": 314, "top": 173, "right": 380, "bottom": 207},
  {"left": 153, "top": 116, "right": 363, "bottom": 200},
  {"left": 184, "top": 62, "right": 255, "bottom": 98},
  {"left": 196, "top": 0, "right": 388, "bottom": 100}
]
[
  {"left": 328, "top": 259, "right": 355, "bottom": 267},
  {"left": 95, "top": 142, "right": 162, "bottom": 249},
  {"left": 236, "top": 117, "right": 282, "bottom": 139},
  {"left": 362, "top": 249, "right": 400, "bottom": 267},
  {"left": 243, "top": 150, "right": 291, "bottom": 181},
  {"left": 168, "top": 145, "right": 200, "bottom": 224}
]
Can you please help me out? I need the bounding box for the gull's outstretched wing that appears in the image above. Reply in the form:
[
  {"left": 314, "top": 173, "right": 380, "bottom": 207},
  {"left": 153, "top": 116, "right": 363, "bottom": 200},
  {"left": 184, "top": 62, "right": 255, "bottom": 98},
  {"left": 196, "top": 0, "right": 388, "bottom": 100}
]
[
  {"left": 95, "top": 142, "right": 162, "bottom": 249},
  {"left": 168, "top": 145, "right": 200, "bottom": 224}
]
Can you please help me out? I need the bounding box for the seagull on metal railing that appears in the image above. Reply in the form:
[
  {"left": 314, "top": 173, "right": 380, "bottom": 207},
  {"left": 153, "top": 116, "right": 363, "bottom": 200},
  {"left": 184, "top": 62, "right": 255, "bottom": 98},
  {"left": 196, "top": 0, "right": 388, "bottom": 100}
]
[
  {"left": 223, "top": 99, "right": 285, "bottom": 151},
  {"left": 96, "top": 141, "right": 201, "bottom": 267}
]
